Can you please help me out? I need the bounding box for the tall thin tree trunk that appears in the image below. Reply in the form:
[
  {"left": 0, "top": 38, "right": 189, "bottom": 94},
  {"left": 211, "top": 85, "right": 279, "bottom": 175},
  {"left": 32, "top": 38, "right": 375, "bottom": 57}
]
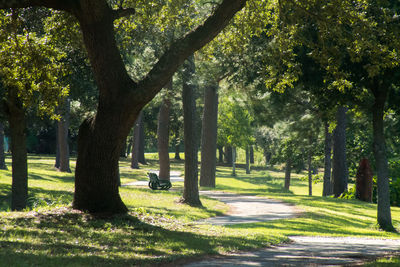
[
  {"left": 138, "top": 115, "right": 146, "bottom": 165},
  {"left": 131, "top": 111, "right": 142, "bottom": 169},
  {"left": 332, "top": 106, "right": 348, "bottom": 197},
  {"left": 249, "top": 145, "right": 254, "bottom": 164},
  {"left": 217, "top": 145, "right": 224, "bottom": 163},
  {"left": 308, "top": 144, "right": 313, "bottom": 196},
  {"left": 0, "top": 122, "right": 7, "bottom": 170},
  {"left": 371, "top": 85, "right": 394, "bottom": 231},
  {"left": 323, "top": 122, "right": 332, "bottom": 196},
  {"left": 120, "top": 141, "right": 127, "bottom": 157},
  {"left": 232, "top": 146, "right": 236, "bottom": 176},
  {"left": 263, "top": 148, "right": 269, "bottom": 168},
  {"left": 200, "top": 82, "right": 219, "bottom": 187},
  {"left": 284, "top": 158, "right": 291, "bottom": 190},
  {"left": 181, "top": 56, "right": 201, "bottom": 206},
  {"left": 57, "top": 98, "right": 71, "bottom": 173},
  {"left": 7, "top": 88, "right": 28, "bottom": 211},
  {"left": 54, "top": 121, "right": 60, "bottom": 169},
  {"left": 225, "top": 146, "right": 233, "bottom": 164},
  {"left": 245, "top": 146, "right": 251, "bottom": 174},
  {"left": 157, "top": 80, "right": 172, "bottom": 181},
  {"left": 174, "top": 129, "right": 181, "bottom": 160}
]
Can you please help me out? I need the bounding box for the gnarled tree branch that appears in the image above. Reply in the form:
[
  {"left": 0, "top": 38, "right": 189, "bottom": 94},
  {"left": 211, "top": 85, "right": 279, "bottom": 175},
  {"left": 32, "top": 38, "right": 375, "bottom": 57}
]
[{"left": 137, "top": 0, "right": 247, "bottom": 102}]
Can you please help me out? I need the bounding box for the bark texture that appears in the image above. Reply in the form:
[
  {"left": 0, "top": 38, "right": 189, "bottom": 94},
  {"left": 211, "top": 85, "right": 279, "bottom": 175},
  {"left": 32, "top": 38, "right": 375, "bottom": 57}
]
[
  {"left": 200, "top": 82, "right": 218, "bottom": 187},
  {"left": 218, "top": 145, "right": 224, "bottom": 163},
  {"left": 322, "top": 122, "right": 332, "bottom": 196},
  {"left": 0, "top": 122, "right": 7, "bottom": 170},
  {"left": 332, "top": 106, "right": 348, "bottom": 197},
  {"left": 225, "top": 146, "right": 233, "bottom": 164},
  {"left": 308, "top": 147, "right": 313, "bottom": 196},
  {"left": 284, "top": 158, "right": 291, "bottom": 190},
  {"left": 6, "top": 88, "right": 28, "bottom": 211},
  {"left": 371, "top": 85, "right": 394, "bottom": 231},
  {"left": 355, "top": 158, "right": 373, "bottom": 202},
  {"left": 181, "top": 56, "right": 201, "bottom": 206},
  {"left": 232, "top": 147, "right": 236, "bottom": 176},
  {"left": 131, "top": 111, "right": 142, "bottom": 169},
  {"left": 174, "top": 139, "right": 181, "bottom": 160},
  {"left": 138, "top": 118, "right": 146, "bottom": 164},
  {"left": 245, "top": 146, "right": 251, "bottom": 174},
  {"left": 0, "top": 0, "right": 247, "bottom": 214},
  {"left": 57, "top": 98, "right": 71, "bottom": 173},
  {"left": 157, "top": 80, "right": 172, "bottom": 181},
  {"left": 250, "top": 146, "right": 254, "bottom": 164}
]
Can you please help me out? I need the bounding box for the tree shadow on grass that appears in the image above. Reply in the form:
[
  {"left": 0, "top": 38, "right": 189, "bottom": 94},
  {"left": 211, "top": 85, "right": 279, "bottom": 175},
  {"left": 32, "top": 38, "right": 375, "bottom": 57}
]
[
  {"left": 0, "top": 184, "right": 11, "bottom": 210},
  {"left": 225, "top": 210, "right": 395, "bottom": 238},
  {"left": 0, "top": 184, "right": 73, "bottom": 211},
  {"left": 0, "top": 210, "right": 279, "bottom": 266}
]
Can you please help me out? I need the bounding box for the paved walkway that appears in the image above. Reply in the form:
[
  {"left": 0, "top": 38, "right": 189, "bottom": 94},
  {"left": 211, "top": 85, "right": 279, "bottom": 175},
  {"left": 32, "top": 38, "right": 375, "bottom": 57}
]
[
  {"left": 186, "top": 192, "right": 400, "bottom": 266},
  {"left": 123, "top": 171, "right": 400, "bottom": 266},
  {"left": 198, "top": 191, "right": 299, "bottom": 225},
  {"left": 183, "top": 236, "right": 400, "bottom": 266}
]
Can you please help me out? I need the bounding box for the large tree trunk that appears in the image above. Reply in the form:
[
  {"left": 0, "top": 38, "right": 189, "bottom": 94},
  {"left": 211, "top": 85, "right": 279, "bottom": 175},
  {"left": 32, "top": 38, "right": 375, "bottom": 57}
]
[
  {"left": 157, "top": 80, "right": 172, "bottom": 181},
  {"left": 6, "top": 88, "right": 28, "bottom": 211},
  {"left": 181, "top": 56, "right": 201, "bottom": 206},
  {"left": 0, "top": 0, "right": 247, "bottom": 214},
  {"left": 131, "top": 111, "right": 142, "bottom": 169},
  {"left": 322, "top": 122, "right": 332, "bottom": 196},
  {"left": 57, "top": 98, "right": 71, "bottom": 173},
  {"left": 332, "top": 106, "right": 348, "bottom": 197},
  {"left": 284, "top": 158, "right": 291, "bottom": 190},
  {"left": 245, "top": 146, "right": 251, "bottom": 174},
  {"left": 0, "top": 122, "right": 7, "bottom": 170},
  {"left": 371, "top": 85, "right": 394, "bottom": 231},
  {"left": 200, "top": 82, "right": 219, "bottom": 187}
]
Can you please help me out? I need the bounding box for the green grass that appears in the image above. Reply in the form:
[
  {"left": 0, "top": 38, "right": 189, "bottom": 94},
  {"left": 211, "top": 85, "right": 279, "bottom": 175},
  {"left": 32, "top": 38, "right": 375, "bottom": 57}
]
[
  {"left": 364, "top": 256, "right": 400, "bottom": 266},
  {"left": 0, "top": 153, "right": 399, "bottom": 266}
]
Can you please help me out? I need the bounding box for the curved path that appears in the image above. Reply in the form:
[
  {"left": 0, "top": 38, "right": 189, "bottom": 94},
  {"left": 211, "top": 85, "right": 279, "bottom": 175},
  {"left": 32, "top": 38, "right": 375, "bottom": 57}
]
[
  {"left": 122, "top": 172, "right": 399, "bottom": 266},
  {"left": 184, "top": 191, "right": 400, "bottom": 267},
  {"left": 198, "top": 191, "right": 300, "bottom": 225}
]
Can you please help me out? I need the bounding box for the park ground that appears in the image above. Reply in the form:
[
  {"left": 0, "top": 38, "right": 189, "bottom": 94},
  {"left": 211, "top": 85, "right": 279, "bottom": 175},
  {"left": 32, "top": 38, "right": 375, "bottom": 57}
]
[{"left": 0, "top": 152, "right": 399, "bottom": 266}]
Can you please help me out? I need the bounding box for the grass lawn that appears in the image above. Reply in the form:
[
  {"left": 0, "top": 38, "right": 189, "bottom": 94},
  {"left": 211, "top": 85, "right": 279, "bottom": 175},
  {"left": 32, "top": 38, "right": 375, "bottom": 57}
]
[{"left": 0, "top": 153, "right": 399, "bottom": 266}]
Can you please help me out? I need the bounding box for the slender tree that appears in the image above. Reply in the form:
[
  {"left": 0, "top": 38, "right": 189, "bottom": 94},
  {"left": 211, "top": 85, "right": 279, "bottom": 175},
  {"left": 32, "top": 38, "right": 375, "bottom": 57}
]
[
  {"left": 245, "top": 146, "right": 251, "bottom": 174},
  {"left": 0, "top": 10, "right": 67, "bottom": 210},
  {"left": 157, "top": 80, "right": 172, "bottom": 181},
  {"left": 322, "top": 122, "right": 332, "bottom": 196},
  {"left": 0, "top": 121, "right": 6, "bottom": 170},
  {"left": 56, "top": 97, "right": 71, "bottom": 172},
  {"left": 332, "top": 106, "right": 348, "bottom": 197},
  {"left": 200, "top": 82, "right": 219, "bottom": 187},
  {"left": 181, "top": 56, "right": 201, "bottom": 206},
  {"left": 130, "top": 111, "right": 142, "bottom": 169}
]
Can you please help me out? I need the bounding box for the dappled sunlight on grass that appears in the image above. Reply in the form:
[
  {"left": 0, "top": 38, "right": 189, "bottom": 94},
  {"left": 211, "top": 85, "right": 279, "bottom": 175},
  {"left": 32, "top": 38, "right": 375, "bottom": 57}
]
[
  {"left": 0, "top": 154, "right": 399, "bottom": 266},
  {"left": 212, "top": 164, "right": 400, "bottom": 239},
  {"left": 0, "top": 154, "right": 288, "bottom": 265}
]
